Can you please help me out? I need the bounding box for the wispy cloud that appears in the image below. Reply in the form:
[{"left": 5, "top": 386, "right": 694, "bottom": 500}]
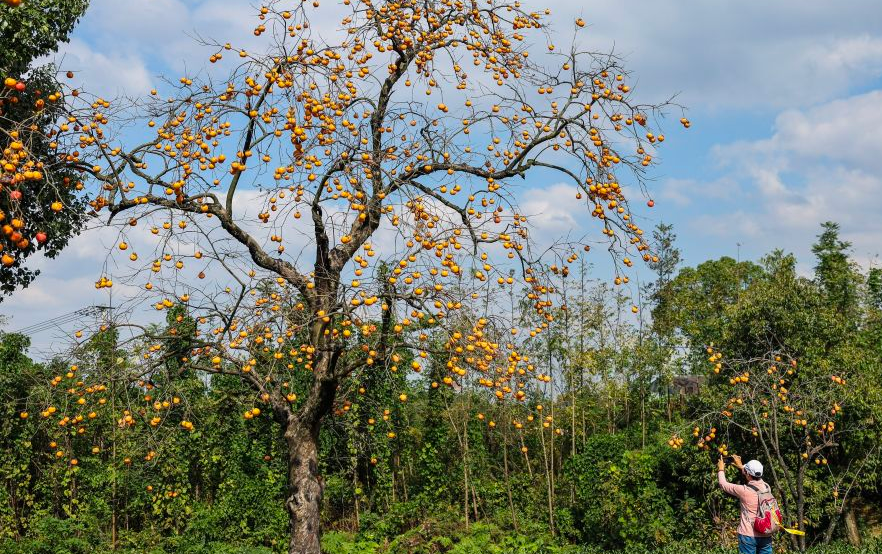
[
  {"left": 703, "top": 89, "right": 882, "bottom": 263},
  {"left": 659, "top": 177, "right": 741, "bottom": 207}
]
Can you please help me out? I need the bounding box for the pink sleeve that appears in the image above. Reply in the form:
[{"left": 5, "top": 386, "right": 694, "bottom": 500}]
[{"left": 718, "top": 470, "right": 744, "bottom": 497}]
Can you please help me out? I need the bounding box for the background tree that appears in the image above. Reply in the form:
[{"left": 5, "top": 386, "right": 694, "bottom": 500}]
[
  {"left": 0, "top": 0, "right": 89, "bottom": 76},
  {"left": 812, "top": 221, "right": 859, "bottom": 314},
  {"left": 0, "top": 331, "right": 43, "bottom": 539},
  {"left": 646, "top": 222, "right": 681, "bottom": 305},
  {"left": 678, "top": 242, "right": 882, "bottom": 550},
  {"left": 651, "top": 256, "right": 762, "bottom": 363}
]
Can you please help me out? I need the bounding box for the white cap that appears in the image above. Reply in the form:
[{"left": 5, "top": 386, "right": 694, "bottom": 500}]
[{"left": 744, "top": 460, "right": 763, "bottom": 477}]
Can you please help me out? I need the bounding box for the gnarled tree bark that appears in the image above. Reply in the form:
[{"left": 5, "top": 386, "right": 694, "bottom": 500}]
[{"left": 285, "top": 418, "right": 325, "bottom": 554}]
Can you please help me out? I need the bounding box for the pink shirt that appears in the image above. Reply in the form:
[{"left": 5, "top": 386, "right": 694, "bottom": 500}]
[{"left": 718, "top": 470, "right": 772, "bottom": 538}]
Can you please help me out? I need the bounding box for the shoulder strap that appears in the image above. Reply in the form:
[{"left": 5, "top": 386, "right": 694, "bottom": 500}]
[
  {"left": 745, "top": 482, "right": 769, "bottom": 521},
  {"left": 747, "top": 482, "right": 770, "bottom": 494}
]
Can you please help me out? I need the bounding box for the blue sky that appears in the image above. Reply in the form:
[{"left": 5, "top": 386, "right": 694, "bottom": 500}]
[{"left": 3, "top": 0, "right": 882, "bottom": 350}]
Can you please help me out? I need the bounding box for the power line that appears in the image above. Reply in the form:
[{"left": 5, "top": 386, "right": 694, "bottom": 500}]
[
  {"left": 10, "top": 306, "right": 111, "bottom": 336},
  {"left": 19, "top": 306, "right": 110, "bottom": 335}
]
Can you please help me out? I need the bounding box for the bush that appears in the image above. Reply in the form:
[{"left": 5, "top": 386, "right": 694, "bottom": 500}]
[
  {"left": 0, "top": 517, "right": 98, "bottom": 554},
  {"left": 321, "top": 532, "right": 380, "bottom": 554},
  {"left": 182, "top": 477, "right": 287, "bottom": 547},
  {"left": 565, "top": 434, "right": 676, "bottom": 548}
]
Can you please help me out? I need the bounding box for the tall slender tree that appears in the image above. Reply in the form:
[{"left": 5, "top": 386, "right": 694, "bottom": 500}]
[{"left": 812, "top": 221, "right": 858, "bottom": 314}]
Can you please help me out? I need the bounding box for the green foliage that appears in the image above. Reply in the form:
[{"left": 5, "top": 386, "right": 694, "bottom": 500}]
[
  {"left": 323, "top": 529, "right": 882, "bottom": 554},
  {"left": 0, "top": 332, "right": 44, "bottom": 539},
  {"left": 652, "top": 256, "right": 762, "bottom": 347},
  {"left": 382, "top": 521, "right": 569, "bottom": 554},
  {"left": 0, "top": 0, "right": 89, "bottom": 75},
  {"left": 0, "top": 517, "right": 97, "bottom": 554},
  {"left": 321, "top": 532, "right": 380, "bottom": 554},
  {"left": 868, "top": 268, "right": 882, "bottom": 310},
  {"left": 812, "top": 222, "right": 859, "bottom": 313},
  {"left": 646, "top": 222, "right": 682, "bottom": 305},
  {"left": 2, "top": 222, "right": 881, "bottom": 552},
  {"left": 564, "top": 434, "right": 677, "bottom": 548},
  {"left": 571, "top": 543, "right": 880, "bottom": 554},
  {"left": 0, "top": 66, "right": 89, "bottom": 296},
  {"left": 0, "top": 0, "right": 90, "bottom": 296}
]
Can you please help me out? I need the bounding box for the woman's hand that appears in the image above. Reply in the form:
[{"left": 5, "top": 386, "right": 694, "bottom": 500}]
[
  {"left": 732, "top": 454, "right": 743, "bottom": 470},
  {"left": 717, "top": 456, "right": 726, "bottom": 472}
]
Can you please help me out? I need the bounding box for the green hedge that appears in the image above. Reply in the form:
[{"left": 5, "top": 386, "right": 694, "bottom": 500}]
[{"left": 2, "top": 517, "right": 879, "bottom": 554}]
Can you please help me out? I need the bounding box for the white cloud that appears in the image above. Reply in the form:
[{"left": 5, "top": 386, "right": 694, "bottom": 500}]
[
  {"left": 811, "top": 35, "right": 882, "bottom": 77},
  {"left": 73, "top": 0, "right": 194, "bottom": 66},
  {"left": 701, "top": 89, "right": 882, "bottom": 264},
  {"left": 542, "top": 0, "right": 882, "bottom": 110},
  {"left": 47, "top": 38, "right": 153, "bottom": 97},
  {"left": 51, "top": 0, "right": 356, "bottom": 99},
  {"left": 44, "top": 0, "right": 882, "bottom": 111},
  {"left": 729, "top": 90, "right": 882, "bottom": 173},
  {"left": 520, "top": 183, "right": 582, "bottom": 237}
]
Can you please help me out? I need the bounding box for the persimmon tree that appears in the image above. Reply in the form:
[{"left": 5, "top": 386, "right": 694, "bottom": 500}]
[
  {"left": 676, "top": 253, "right": 880, "bottom": 550},
  {"left": 0, "top": 0, "right": 90, "bottom": 295},
  {"left": 28, "top": 1, "right": 686, "bottom": 552}
]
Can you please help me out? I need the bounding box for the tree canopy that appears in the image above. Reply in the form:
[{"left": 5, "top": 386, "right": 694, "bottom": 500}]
[{"left": 0, "top": 0, "right": 90, "bottom": 296}]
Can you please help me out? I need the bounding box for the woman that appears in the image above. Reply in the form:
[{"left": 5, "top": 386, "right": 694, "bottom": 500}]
[{"left": 717, "top": 454, "right": 774, "bottom": 554}]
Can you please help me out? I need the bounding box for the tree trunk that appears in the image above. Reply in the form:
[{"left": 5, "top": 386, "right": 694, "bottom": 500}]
[
  {"left": 825, "top": 498, "right": 862, "bottom": 547},
  {"left": 463, "top": 416, "right": 470, "bottom": 530},
  {"left": 796, "top": 464, "right": 806, "bottom": 551},
  {"left": 844, "top": 504, "right": 861, "bottom": 546},
  {"left": 501, "top": 410, "right": 518, "bottom": 531},
  {"left": 285, "top": 419, "right": 325, "bottom": 554}
]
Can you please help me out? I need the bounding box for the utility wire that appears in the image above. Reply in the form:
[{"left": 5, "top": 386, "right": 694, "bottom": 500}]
[{"left": 10, "top": 305, "right": 110, "bottom": 336}]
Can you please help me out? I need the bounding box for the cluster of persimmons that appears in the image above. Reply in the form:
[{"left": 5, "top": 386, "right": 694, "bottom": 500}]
[{"left": 668, "top": 345, "right": 847, "bottom": 477}]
